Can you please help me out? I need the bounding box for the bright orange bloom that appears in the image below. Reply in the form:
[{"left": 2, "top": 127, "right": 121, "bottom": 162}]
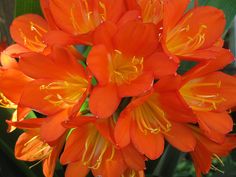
[
  {"left": 9, "top": 47, "right": 90, "bottom": 143},
  {"left": 155, "top": 51, "right": 235, "bottom": 143},
  {"left": 88, "top": 21, "right": 178, "bottom": 118},
  {"left": 48, "top": 0, "right": 125, "bottom": 36},
  {"left": 162, "top": 0, "right": 227, "bottom": 61},
  {"left": 61, "top": 117, "right": 145, "bottom": 177},
  {"left": 115, "top": 89, "right": 196, "bottom": 160},
  {"left": 7, "top": 119, "right": 65, "bottom": 177},
  {"left": 190, "top": 126, "right": 236, "bottom": 177}
]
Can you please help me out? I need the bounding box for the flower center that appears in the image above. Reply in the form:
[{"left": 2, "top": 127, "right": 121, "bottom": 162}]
[
  {"left": 133, "top": 93, "right": 171, "bottom": 134},
  {"left": 40, "top": 74, "right": 88, "bottom": 106},
  {"left": 70, "top": 0, "right": 107, "bottom": 35},
  {"left": 180, "top": 80, "right": 226, "bottom": 111},
  {"left": 82, "top": 128, "right": 115, "bottom": 169},
  {"left": 109, "top": 50, "right": 144, "bottom": 85},
  {"left": 19, "top": 22, "right": 47, "bottom": 52},
  {"left": 23, "top": 135, "right": 52, "bottom": 161},
  {"left": 137, "top": 0, "right": 164, "bottom": 24},
  {"left": 166, "top": 13, "right": 207, "bottom": 55},
  {"left": 0, "top": 92, "right": 16, "bottom": 109}
]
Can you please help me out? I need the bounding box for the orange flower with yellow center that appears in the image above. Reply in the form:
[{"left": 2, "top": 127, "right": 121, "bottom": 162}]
[
  {"left": 61, "top": 117, "right": 145, "bottom": 177},
  {"left": 115, "top": 90, "right": 196, "bottom": 159}
]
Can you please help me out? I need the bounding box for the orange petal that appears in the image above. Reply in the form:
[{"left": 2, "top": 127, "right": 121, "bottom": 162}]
[
  {"left": 163, "top": 0, "right": 190, "bottom": 31},
  {"left": 60, "top": 128, "right": 89, "bottom": 164},
  {"left": 65, "top": 161, "right": 89, "bottom": 177},
  {"left": 144, "top": 52, "right": 178, "bottom": 78},
  {"left": 114, "top": 112, "right": 132, "bottom": 147},
  {"left": 0, "top": 69, "right": 31, "bottom": 104},
  {"left": 113, "top": 21, "right": 159, "bottom": 57},
  {"left": 183, "top": 48, "right": 234, "bottom": 80},
  {"left": 19, "top": 80, "right": 63, "bottom": 115},
  {"left": 87, "top": 45, "right": 110, "bottom": 85},
  {"left": 118, "top": 72, "right": 153, "bottom": 97},
  {"left": 40, "top": 110, "right": 69, "bottom": 145},
  {"left": 10, "top": 14, "right": 48, "bottom": 52},
  {"left": 196, "top": 111, "right": 233, "bottom": 143},
  {"left": 89, "top": 84, "right": 120, "bottom": 118},
  {"left": 165, "top": 122, "right": 196, "bottom": 152},
  {"left": 6, "top": 118, "right": 44, "bottom": 129},
  {"left": 122, "top": 145, "right": 146, "bottom": 170},
  {"left": 131, "top": 121, "right": 164, "bottom": 160}
]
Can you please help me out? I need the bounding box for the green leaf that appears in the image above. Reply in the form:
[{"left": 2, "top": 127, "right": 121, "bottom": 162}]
[{"left": 14, "top": 0, "right": 42, "bottom": 17}]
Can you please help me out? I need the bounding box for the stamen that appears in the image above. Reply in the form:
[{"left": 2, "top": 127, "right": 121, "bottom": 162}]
[
  {"left": 166, "top": 12, "right": 208, "bottom": 55},
  {"left": 70, "top": 0, "right": 107, "bottom": 35},
  {"left": 138, "top": 0, "right": 164, "bottom": 24},
  {"left": 40, "top": 75, "right": 88, "bottom": 106},
  {"left": 133, "top": 94, "right": 171, "bottom": 134},
  {"left": 109, "top": 50, "right": 144, "bottom": 85},
  {"left": 180, "top": 80, "right": 225, "bottom": 111},
  {"left": 82, "top": 129, "right": 114, "bottom": 169},
  {"left": 0, "top": 92, "right": 17, "bottom": 109}
]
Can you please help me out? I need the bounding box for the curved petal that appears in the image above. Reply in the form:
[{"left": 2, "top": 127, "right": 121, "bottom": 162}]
[
  {"left": 114, "top": 112, "right": 132, "bottom": 147},
  {"left": 40, "top": 110, "right": 69, "bottom": 145},
  {"left": 131, "top": 121, "right": 164, "bottom": 160},
  {"left": 122, "top": 145, "right": 145, "bottom": 170},
  {"left": 89, "top": 84, "right": 120, "bottom": 118},
  {"left": 10, "top": 14, "right": 49, "bottom": 52},
  {"left": 19, "top": 79, "right": 63, "bottom": 115},
  {"left": 60, "top": 128, "right": 89, "bottom": 164},
  {"left": 87, "top": 45, "right": 110, "bottom": 85},
  {"left": 65, "top": 161, "right": 89, "bottom": 177},
  {"left": 165, "top": 122, "right": 196, "bottom": 152},
  {"left": 113, "top": 21, "right": 159, "bottom": 57},
  {"left": 0, "top": 69, "right": 31, "bottom": 104},
  {"left": 144, "top": 52, "right": 178, "bottom": 78},
  {"left": 118, "top": 72, "right": 153, "bottom": 97},
  {"left": 183, "top": 48, "right": 234, "bottom": 81}
]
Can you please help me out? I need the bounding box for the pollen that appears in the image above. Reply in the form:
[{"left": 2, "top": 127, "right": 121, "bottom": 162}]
[
  {"left": 109, "top": 50, "right": 144, "bottom": 85},
  {"left": 40, "top": 74, "right": 88, "bottom": 107},
  {"left": 180, "top": 79, "right": 226, "bottom": 111},
  {"left": 132, "top": 93, "right": 172, "bottom": 134}
]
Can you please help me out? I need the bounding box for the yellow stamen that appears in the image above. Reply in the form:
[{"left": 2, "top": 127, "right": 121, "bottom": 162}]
[
  {"left": 82, "top": 129, "right": 115, "bottom": 169},
  {"left": 40, "top": 74, "right": 88, "bottom": 107},
  {"left": 0, "top": 92, "right": 17, "bottom": 109},
  {"left": 180, "top": 80, "right": 225, "bottom": 111},
  {"left": 133, "top": 93, "right": 171, "bottom": 135},
  {"left": 109, "top": 50, "right": 144, "bottom": 85}
]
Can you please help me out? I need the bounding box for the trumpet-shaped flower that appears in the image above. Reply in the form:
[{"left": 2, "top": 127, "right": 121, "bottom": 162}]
[
  {"left": 190, "top": 126, "right": 236, "bottom": 177},
  {"left": 7, "top": 119, "right": 65, "bottom": 177},
  {"left": 115, "top": 89, "right": 196, "bottom": 159},
  {"left": 88, "top": 21, "right": 178, "bottom": 118},
  {"left": 61, "top": 117, "right": 145, "bottom": 177},
  {"left": 162, "top": 0, "right": 227, "bottom": 61}
]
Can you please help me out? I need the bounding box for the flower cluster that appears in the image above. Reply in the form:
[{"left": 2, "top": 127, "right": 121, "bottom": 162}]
[{"left": 1, "top": 0, "right": 236, "bottom": 177}]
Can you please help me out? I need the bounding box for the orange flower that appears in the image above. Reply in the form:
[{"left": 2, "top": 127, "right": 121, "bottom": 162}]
[
  {"left": 88, "top": 21, "right": 178, "bottom": 118},
  {"left": 7, "top": 119, "right": 65, "bottom": 177},
  {"left": 190, "top": 126, "right": 236, "bottom": 177},
  {"left": 155, "top": 52, "right": 235, "bottom": 143},
  {"left": 162, "top": 0, "right": 227, "bottom": 61},
  {"left": 61, "top": 117, "right": 145, "bottom": 177},
  {"left": 115, "top": 89, "right": 196, "bottom": 160}
]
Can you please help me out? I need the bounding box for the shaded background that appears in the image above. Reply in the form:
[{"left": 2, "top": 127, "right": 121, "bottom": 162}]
[{"left": 1, "top": 0, "right": 236, "bottom": 177}]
